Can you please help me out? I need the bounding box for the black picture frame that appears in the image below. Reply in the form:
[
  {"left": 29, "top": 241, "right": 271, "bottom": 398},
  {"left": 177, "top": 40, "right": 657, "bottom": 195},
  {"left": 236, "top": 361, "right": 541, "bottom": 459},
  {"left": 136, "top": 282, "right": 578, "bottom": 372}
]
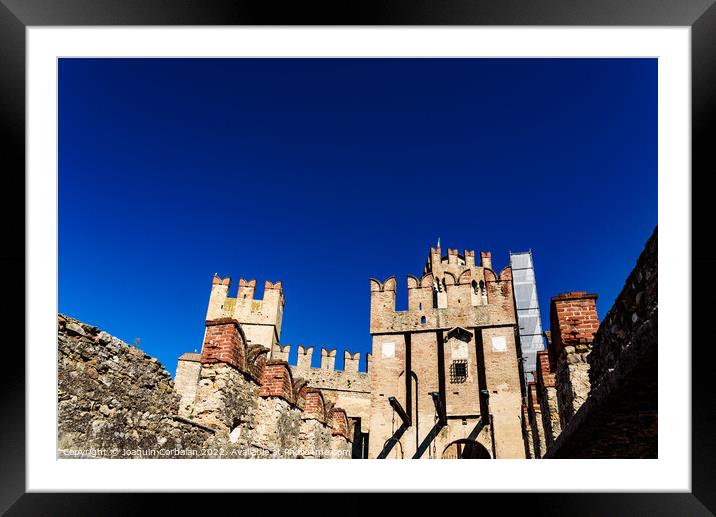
[{"left": 1, "top": 1, "right": 713, "bottom": 514}]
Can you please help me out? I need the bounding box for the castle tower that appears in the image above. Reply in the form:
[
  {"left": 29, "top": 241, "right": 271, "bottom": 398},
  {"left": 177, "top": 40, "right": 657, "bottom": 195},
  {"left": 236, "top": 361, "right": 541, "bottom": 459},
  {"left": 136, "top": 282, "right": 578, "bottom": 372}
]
[
  {"left": 368, "top": 245, "right": 525, "bottom": 459},
  {"left": 205, "top": 274, "right": 285, "bottom": 357},
  {"left": 176, "top": 273, "right": 374, "bottom": 457}
]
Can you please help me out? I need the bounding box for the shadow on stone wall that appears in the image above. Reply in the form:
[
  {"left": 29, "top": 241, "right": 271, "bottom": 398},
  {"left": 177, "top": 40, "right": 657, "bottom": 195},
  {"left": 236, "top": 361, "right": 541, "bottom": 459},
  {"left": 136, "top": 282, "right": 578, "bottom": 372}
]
[
  {"left": 544, "top": 227, "right": 658, "bottom": 458},
  {"left": 58, "top": 314, "right": 214, "bottom": 458}
]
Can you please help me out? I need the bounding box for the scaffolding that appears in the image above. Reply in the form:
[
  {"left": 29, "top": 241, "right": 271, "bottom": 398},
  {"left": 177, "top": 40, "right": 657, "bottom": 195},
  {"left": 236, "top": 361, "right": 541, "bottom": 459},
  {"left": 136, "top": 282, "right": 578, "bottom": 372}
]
[{"left": 509, "top": 250, "right": 546, "bottom": 384}]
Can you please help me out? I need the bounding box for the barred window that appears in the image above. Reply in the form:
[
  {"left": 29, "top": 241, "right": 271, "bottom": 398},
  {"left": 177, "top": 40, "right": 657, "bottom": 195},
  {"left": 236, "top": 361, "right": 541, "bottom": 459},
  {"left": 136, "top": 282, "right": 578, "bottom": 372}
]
[{"left": 450, "top": 360, "right": 468, "bottom": 383}]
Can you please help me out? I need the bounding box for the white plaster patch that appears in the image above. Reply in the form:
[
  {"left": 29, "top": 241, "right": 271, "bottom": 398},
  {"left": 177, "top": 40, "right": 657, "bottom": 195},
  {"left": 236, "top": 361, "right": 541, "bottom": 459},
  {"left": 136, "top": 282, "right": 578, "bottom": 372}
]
[
  {"left": 382, "top": 342, "right": 395, "bottom": 358},
  {"left": 451, "top": 341, "right": 468, "bottom": 360},
  {"left": 491, "top": 336, "right": 507, "bottom": 352}
]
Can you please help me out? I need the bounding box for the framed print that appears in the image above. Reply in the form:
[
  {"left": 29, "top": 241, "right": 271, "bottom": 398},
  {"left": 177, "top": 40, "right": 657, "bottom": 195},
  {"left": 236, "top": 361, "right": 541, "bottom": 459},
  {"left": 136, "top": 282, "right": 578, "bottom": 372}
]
[{"left": 1, "top": 0, "right": 714, "bottom": 514}]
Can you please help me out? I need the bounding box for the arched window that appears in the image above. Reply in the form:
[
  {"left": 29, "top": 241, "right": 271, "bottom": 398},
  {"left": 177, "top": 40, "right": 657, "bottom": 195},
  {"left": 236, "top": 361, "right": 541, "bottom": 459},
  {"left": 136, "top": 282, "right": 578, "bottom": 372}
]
[
  {"left": 434, "top": 278, "right": 447, "bottom": 309},
  {"left": 421, "top": 316, "right": 426, "bottom": 325}
]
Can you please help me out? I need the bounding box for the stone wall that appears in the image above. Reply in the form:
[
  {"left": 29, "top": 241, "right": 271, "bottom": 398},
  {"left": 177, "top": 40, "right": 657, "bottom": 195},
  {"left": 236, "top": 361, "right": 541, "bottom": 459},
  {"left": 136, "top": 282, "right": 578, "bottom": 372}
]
[
  {"left": 535, "top": 351, "right": 561, "bottom": 449},
  {"left": 521, "top": 405, "right": 535, "bottom": 459},
  {"left": 290, "top": 348, "right": 372, "bottom": 429},
  {"left": 541, "top": 386, "right": 561, "bottom": 448},
  {"left": 554, "top": 345, "right": 592, "bottom": 429},
  {"left": 252, "top": 396, "right": 303, "bottom": 456},
  {"left": 542, "top": 228, "right": 658, "bottom": 458},
  {"left": 526, "top": 382, "right": 546, "bottom": 458},
  {"left": 299, "top": 418, "right": 333, "bottom": 458},
  {"left": 588, "top": 230, "right": 658, "bottom": 392},
  {"left": 175, "top": 353, "right": 202, "bottom": 414},
  {"left": 522, "top": 228, "right": 658, "bottom": 459},
  {"left": 58, "top": 315, "right": 213, "bottom": 458},
  {"left": 197, "top": 273, "right": 370, "bottom": 450},
  {"left": 549, "top": 292, "right": 599, "bottom": 429},
  {"left": 176, "top": 319, "right": 353, "bottom": 458},
  {"left": 59, "top": 314, "right": 353, "bottom": 459},
  {"left": 191, "top": 363, "right": 259, "bottom": 437}
]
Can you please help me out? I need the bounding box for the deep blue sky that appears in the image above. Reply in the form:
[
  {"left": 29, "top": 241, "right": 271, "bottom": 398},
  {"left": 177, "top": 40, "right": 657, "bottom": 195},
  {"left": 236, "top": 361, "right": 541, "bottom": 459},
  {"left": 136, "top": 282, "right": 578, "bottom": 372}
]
[{"left": 59, "top": 58, "right": 656, "bottom": 375}]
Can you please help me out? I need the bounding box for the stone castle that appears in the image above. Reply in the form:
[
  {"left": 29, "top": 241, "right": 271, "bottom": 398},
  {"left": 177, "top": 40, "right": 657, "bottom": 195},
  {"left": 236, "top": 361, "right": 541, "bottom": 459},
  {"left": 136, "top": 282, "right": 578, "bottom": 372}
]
[
  {"left": 58, "top": 231, "right": 657, "bottom": 459},
  {"left": 173, "top": 245, "right": 526, "bottom": 458}
]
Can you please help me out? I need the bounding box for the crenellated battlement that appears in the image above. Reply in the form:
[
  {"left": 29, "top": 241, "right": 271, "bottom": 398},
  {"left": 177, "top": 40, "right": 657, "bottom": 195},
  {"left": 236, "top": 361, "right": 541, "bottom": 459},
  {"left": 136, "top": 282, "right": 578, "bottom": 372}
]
[
  {"left": 296, "top": 344, "right": 314, "bottom": 370},
  {"left": 344, "top": 350, "right": 361, "bottom": 372},
  {"left": 288, "top": 345, "right": 372, "bottom": 428},
  {"left": 272, "top": 343, "right": 291, "bottom": 363},
  {"left": 279, "top": 344, "right": 370, "bottom": 375},
  {"left": 199, "top": 273, "right": 372, "bottom": 435},
  {"left": 290, "top": 344, "right": 370, "bottom": 392},
  {"left": 371, "top": 244, "right": 516, "bottom": 334},
  {"left": 208, "top": 275, "right": 284, "bottom": 318},
  {"left": 423, "top": 247, "right": 480, "bottom": 275},
  {"left": 320, "top": 348, "right": 337, "bottom": 369},
  {"left": 206, "top": 273, "right": 285, "bottom": 357}
]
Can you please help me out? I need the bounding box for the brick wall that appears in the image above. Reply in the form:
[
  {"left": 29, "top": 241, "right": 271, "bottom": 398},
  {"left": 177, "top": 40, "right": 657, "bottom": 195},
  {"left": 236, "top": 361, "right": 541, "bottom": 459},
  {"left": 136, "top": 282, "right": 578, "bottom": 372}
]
[
  {"left": 303, "top": 388, "right": 327, "bottom": 422},
  {"left": 200, "top": 318, "right": 246, "bottom": 370},
  {"left": 485, "top": 267, "right": 516, "bottom": 322},
  {"left": 258, "top": 361, "right": 294, "bottom": 402},
  {"left": 331, "top": 408, "right": 350, "bottom": 439},
  {"left": 550, "top": 292, "right": 599, "bottom": 354}
]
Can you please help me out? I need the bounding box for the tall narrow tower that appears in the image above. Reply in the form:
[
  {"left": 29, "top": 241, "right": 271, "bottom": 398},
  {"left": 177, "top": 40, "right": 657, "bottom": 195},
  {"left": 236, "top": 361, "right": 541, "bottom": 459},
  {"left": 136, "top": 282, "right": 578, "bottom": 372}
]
[
  {"left": 367, "top": 245, "right": 526, "bottom": 459},
  {"left": 205, "top": 274, "right": 285, "bottom": 356}
]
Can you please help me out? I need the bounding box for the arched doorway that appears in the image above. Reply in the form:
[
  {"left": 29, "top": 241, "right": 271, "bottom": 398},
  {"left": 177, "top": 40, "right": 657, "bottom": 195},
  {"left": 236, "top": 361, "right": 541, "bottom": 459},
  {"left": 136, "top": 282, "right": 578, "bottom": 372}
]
[{"left": 441, "top": 440, "right": 491, "bottom": 459}]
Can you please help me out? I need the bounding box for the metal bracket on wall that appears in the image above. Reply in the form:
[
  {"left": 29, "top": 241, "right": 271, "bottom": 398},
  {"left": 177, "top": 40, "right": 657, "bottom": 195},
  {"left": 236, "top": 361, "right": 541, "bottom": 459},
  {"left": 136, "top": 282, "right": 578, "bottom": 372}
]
[
  {"left": 377, "top": 396, "right": 412, "bottom": 459},
  {"left": 480, "top": 389, "right": 491, "bottom": 426},
  {"left": 388, "top": 396, "right": 411, "bottom": 426},
  {"left": 431, "top": 391, "right": 447, "bottom": 427}
]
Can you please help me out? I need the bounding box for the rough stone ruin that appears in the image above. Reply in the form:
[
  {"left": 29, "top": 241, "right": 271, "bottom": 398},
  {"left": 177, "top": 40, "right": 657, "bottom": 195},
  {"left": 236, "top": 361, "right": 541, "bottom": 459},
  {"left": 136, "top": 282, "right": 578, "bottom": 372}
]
[{"left": 58, "top": 315, "right": 353, "bottom": 459}]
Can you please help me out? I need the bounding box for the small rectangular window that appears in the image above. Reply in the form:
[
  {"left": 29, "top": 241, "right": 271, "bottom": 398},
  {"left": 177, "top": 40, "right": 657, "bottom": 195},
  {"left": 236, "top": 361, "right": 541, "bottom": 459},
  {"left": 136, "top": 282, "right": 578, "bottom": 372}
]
[{"left": 450, "top": 360, "right": 468, "bottom": 383}]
